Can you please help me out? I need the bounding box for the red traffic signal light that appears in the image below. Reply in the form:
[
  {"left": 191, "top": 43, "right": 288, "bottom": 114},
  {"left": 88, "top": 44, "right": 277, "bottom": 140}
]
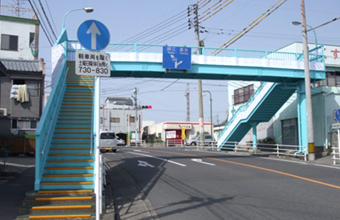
[{"left": 141, "top": 105, "right": 152, "bottom": 109}]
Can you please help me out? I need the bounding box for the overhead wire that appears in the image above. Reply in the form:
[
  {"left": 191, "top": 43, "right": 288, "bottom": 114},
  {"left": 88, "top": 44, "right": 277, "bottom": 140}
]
[
  {"left": 37, "top": 0, "right": 57, "bottom": 39},
  {"left": 213, "top": 0, "right": 288, "bottom": 54},
  {"left": 200, "top": 0, "right": 237, "bottom": 23},
  {"left": 198, "top": 0, "right": 213, "bottom": 10},
  {"left": 27, "top": 0, "right": 53, "bottom": 46},
  {"left": 107, "top": 9, "right": 187, "bottom": 50},
  {"left": 31, "top": 0, "right": 55, "bottom": 42},
  {"left": 44, "top": 0, "right": 57, "bottom": 34}
]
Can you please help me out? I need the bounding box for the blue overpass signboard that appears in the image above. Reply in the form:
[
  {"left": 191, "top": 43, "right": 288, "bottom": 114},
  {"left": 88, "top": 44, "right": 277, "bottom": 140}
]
[
  {"left": 77, "top": 20, "right": 110, "bottom": 51},
  {"left": 163, "top": 46, "right": 191, "bottom": 70}
]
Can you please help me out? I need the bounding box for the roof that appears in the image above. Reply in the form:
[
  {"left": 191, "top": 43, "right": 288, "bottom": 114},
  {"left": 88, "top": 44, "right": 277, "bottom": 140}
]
[
  {"left": 0, "top": 15, "right": 40, "bottom": 25},
  {"left": 0, "top": 59, "right": 43, "bottom": 72}
]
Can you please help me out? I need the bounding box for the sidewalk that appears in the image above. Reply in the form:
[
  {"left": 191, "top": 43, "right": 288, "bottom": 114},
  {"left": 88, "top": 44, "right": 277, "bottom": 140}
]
[{"left": 0, "top": 156, "right": 35, "bottom": 220}]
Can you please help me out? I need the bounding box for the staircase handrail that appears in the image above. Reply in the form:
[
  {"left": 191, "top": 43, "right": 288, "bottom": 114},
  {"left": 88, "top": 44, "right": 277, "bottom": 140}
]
[
  {"left": 90, "top": 78, "right": 95, "bottom": 154},
  {"left": 218, "top": 82, "right": 268, "bottom": 139},
  {"left": 35, "top": 59, "right": 68, "bottom": 190}
]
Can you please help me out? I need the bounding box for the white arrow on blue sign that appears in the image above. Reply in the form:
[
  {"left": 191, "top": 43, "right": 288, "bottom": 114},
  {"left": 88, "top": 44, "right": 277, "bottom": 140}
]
[
  {"left": 163, "top": 46, "right": 192, "bottom": 70},
  {"left": 77, "top": 20, "right": 110, "bottom": 51}
]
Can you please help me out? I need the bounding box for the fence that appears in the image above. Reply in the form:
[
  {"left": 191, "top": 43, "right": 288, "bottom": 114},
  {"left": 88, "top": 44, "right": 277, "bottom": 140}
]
[
  {"left": 165, "top": 139, "right": 185, "bottom": 147},
  {"left": 220, "top": 142, "right": 307, "bottom": 161},
  {"left": 0, "top": 136, "right": 36, "bottom": 155},
  {"left": 331, "top": 146, "right": 340, "bottom": 165},
  {"left": 129, "top": 140, "right": 147, "bottom": 147}
]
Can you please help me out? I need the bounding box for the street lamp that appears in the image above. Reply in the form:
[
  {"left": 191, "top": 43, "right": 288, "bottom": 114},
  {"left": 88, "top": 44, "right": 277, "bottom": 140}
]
[
  {"left": 203, "top": 90, "right": 213, "bottom": 147},
  {"left": 292, "top": 21, "right": 318, "bottom": 50},
  {"left": 62, "top": 7, "right": 94, "bottom": 30}
]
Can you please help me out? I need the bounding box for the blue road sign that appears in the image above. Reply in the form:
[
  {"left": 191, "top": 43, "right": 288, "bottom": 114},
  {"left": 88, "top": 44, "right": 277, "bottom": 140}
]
[
  {"left": 77, "top": 20, "right": 110, "bottom": 51},
  {"left": 163, "top": 46, "right": 191, "bottom": 70},
  {"left": 335, "top": 109, "right": 340, "bottom": 121}
]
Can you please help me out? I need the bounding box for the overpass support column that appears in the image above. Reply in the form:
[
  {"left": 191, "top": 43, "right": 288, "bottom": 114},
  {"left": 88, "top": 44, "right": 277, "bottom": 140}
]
[
  {"left": 297, "top": 81, "right": 308, "bottom": 156},
  {"left": 251, "top": 122, "right": 258, "bottom": 152}
]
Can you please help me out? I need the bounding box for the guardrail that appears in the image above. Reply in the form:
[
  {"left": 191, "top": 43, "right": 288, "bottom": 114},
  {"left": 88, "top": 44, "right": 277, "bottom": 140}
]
[
  {"left": 331, "top": 146, "right": 340, "bottom": 165},
  {"left": 220, "top": 142, "right": 307, "bottom": 161},
  {"left": 34, "top": 59, "right": 67, "bottom": 191},
  {"left": 165, "top": 139, "right": 185, "bottom": 147},
  {"left": 129, "top": 140, "right": 147, "bottom": 147}
]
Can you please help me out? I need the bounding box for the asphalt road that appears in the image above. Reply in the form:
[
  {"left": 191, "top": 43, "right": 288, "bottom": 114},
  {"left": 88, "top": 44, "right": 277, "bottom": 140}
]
[{"left": 104, "top": 147, "right": 340, "bottom": 220}]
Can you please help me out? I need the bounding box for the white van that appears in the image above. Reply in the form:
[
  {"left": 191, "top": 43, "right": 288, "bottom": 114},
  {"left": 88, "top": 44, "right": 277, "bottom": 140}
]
[{"left": 99, "top": 130, "right": 118, "bottom": 153}]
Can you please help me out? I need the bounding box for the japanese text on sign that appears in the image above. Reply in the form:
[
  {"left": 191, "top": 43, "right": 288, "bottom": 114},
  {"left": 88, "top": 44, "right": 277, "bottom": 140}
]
[{"left": 75, "top": 51, "right": 111, "bottom": 76}]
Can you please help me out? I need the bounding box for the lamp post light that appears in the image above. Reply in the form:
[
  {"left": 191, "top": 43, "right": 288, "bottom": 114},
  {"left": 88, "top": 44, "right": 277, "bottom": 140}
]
[
  {"left": 203, "top": 90, "right": 213, "bottom": 148},
  {"left": 62, "top": 7, "right": 94, "bottom": 30},
  {"left": 292, "top": 21, "right": 318, "bottom": 50}
]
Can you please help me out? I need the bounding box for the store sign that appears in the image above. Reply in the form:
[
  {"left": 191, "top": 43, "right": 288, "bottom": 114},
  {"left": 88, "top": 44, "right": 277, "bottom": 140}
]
[{"left": 166, "top": 131, "right": 176, "bottom": 139}]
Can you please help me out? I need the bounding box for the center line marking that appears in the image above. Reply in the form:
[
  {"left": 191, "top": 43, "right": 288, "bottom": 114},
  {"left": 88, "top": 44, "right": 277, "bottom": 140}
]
[{"left": 128, "top": 152, "right": 186, "bottom": 167}]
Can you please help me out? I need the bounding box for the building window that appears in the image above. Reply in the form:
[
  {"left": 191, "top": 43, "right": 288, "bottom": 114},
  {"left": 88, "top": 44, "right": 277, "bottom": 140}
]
[
  {"left": 316, "top": 72, "right": 340, "bottom": 87},
  {"left": 233, "top": 84, "right": 254, "bottom": 105},
  {"left": 1, "top": 34, "right": 19, "bottom": 51},
  {"left": 130, "top": 116, "right": 135, "bottom": 123},
  {"left": 281, "top": 118, "right": 298, "bottom": 146},
  {"left": 29, "top": 33, "right": 35, "bottom": 47},
  {"left": 100, "top": 117, "right": 103, "bottom": 124},
  {"left": 110, "top": 117, "right": 120, "bottom": 123},
  {"left": 12, "top": 119, "right": 37, "bottom": 130}
]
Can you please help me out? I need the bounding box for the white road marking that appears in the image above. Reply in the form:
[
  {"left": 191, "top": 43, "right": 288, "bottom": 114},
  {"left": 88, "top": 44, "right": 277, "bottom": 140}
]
[
  {"left": 2, "top": 162, "right": 35, "bottom": 168},
  {"left": 134, "top": 150, "right": 149, "bottom": 153},
  {"left": 191, "top": 158, "right": 215, "bottom": 166},
  {"left": 129, "top": 152, "right": 186, "bottom": 167},
  {"left": 261, "top": 157, "right": 307, "bottom": 165},
  {"left": 313, "top": 164, "right": 340, "bottom": 170},
  {"left": 137, "top": 160, "right": 154, "bottom": 168}
]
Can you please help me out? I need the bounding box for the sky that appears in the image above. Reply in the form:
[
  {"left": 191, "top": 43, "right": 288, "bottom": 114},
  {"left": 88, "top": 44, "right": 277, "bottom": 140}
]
[{"left": 1, "top": 0, "right": 340, "bottom": 124}]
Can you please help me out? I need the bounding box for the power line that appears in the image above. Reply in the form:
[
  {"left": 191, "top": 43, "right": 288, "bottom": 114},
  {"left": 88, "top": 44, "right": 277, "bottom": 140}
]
[
  {"left": 199, "top": 0, "right": 237, "bottom": 23},
  {"left": 107, "top": 9, "right": 187, "bottom": 51},
  {"left": 44, "top": 0, "right": 57, "bottom": 34},
  {"left": 31, "top": 0, "right": 55, "bottom": 42},
  {"left": 213, "top": 0, "right": 287, "bottom": 54},
  {"left": 27, "top": 0, "right": 53, "bottom": 46},
  {"left": 37, "top": 0, "right": 57, "bottom": 40}
]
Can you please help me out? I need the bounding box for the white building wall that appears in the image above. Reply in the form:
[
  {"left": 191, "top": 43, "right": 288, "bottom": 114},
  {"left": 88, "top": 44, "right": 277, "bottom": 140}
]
[
  {"left": 0, "top": 19, "right": 37, "bottom": 60},
  {"left": 100, "top": 107, "right": 141, "bottom": 134}
]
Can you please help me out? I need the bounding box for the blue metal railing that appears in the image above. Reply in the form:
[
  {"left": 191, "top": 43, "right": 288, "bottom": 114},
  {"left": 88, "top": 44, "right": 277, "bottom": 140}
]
[
  {"left": 218, "top": 82, "right": 269, "bottom": 141},
  {"left": 35, "top": 59, "right": 67, "bottom": 190},
  {"left": 66, "top": 40, "right": 324, "bottom": 63}
]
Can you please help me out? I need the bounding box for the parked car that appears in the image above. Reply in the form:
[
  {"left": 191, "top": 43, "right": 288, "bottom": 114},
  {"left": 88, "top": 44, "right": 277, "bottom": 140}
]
[
  {"left": 117, "top": 138, "right": 126, "bottom": 146},
  {"left": 185, "top": 135, "right": 215, "bottom": 146},
  {"left": 99, "top": 130, "right": 118, "bottom": 153}
]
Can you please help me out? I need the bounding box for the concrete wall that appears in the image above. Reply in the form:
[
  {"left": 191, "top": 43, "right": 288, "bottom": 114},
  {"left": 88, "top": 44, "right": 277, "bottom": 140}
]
[{"left": 0, "top": 17, "right": 38, "bottom": 60}]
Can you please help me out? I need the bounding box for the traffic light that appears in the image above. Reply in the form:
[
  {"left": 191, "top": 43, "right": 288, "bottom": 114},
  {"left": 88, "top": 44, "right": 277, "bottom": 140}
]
[{"left": 141, "top": 105, "right": 152, "bottom": 109}]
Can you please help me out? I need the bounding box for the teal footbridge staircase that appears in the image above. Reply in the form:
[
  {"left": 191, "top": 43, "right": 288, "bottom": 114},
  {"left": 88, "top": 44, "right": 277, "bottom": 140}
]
[
  {"left": 217, "top": 82, "right": 296, "bottom": 150},
  {"left": 17, "top": 61, "right": 98, "bottom": 219}
]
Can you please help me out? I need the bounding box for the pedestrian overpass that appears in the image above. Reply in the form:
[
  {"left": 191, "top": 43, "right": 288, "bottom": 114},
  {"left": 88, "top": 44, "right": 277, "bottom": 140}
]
[{"left": 31, "top": 31, "right": 324, "bottom": 218}]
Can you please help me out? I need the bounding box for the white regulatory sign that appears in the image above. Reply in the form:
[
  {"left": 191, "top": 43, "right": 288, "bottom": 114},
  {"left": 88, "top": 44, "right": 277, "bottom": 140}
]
[{"left": 75, "top": 51, "right": 110, "bottom": 76}]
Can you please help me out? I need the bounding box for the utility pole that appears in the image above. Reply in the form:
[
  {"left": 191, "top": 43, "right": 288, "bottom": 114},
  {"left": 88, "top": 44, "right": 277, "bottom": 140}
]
[
  {"left": 301, "top": 0, "right": 315, "bottom": 160},
  {"left": 185, "top": 83, "right": 190, "bottom": 122},
  {"left": 133, "top": 88, "right": 139, "bottom": 145},
  {"left": 194, "top": 2, "right": 205, "bottom": 145}
]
